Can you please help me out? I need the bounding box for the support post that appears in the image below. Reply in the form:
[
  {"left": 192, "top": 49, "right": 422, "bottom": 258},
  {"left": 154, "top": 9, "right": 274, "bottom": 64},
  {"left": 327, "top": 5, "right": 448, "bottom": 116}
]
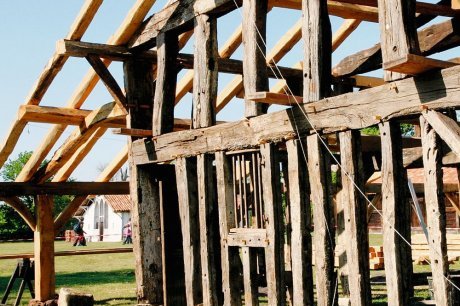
[
  {"left": 379, "top": 121, "right": 413, "bottom": 306},
  {"left": 339, "top": 130, "right": 371, "bottom": 306},
  {"left": 174, "top": 157, "right": 203, "bottom": 306},
  {"left": 420, "top": 116, "right": 451, "bottom": 305},
  {"left": 242, "top": 247, "right": 258, "bottom": 306},
  {"left": 34, "top": 195, "right": 55, "bottom": 302},
  {"left": 242, "top": 0, "right": 269, "bottom": 117},
  {"left": 215, "top": 151, "right": 242, "bottom": 306},
  {"left": 260, "top": 143, "right": 285, "bottom": 305},
  {"left": 286, "top": 139, "right": 314, "bottom": 306},
  {"left": 307, "top": 135, "right": 336, "bottom": 306}
]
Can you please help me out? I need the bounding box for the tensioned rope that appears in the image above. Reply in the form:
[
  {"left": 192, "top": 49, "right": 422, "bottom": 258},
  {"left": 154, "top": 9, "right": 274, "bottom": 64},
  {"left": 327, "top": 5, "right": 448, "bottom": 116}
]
[{"left": 229, "top": 0, "right": 460, "bottom": 300}]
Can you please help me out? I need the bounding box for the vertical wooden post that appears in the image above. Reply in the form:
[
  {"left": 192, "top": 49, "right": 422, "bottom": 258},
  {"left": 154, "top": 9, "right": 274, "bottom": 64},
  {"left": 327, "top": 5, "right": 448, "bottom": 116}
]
[
  {"left": 242, "top": 247, "right": 259, "bottom": 306},
  {"left": 260, "top": 143, "right": 285, "bottom": 306},
  {"left": 215, "top": 151, "right": 242, "bottom": 306},
  {"left": 339, "top": 130, "right": 371, "bottom": 306},
  {"left": 197, "top": 153, "right": 220, "bottom": 306},
  {"left": 175, "top": 157, "right": 203, "bottom": 306},
  {"left": 307, "top": 135, "right": 336, "bottom": 306},
  {"left": 192, "top": 14, "right": 218, "bottom": 129},
  {"left": 377, "top": 0, "right": 420, "bottom": 80},
  {"left": 124, "top": 59, "right": 161, "bottom": 305},
  {"left": 302, "top": 0, "right": 331, "bottom": 102},
  {"left": 34, "top": 195, "right": 55, "bottom": 302},
  {"left": 379, "top": 121, "right": 413, "bottom": 306},
  {"left": 286, "top": 139, "right": 314, "bottom": 306},
  {"left": 420, "top": 116, "right": 451, "bottom": 305},
  {"left": 153, "top": 32, "right": 178, "bottom": 136},
  {"left": 242, "top": 0, "right": 269, "bottom": 117}
]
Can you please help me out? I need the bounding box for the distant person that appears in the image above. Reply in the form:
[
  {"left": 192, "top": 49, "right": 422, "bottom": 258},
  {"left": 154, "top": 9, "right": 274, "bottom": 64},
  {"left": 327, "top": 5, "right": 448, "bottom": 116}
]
[
  {"left": 73, "top": 221, "right": 87, "bottom": 246},
  {"left": 123, "top": 219, "right": 132, "bottom": 244}
]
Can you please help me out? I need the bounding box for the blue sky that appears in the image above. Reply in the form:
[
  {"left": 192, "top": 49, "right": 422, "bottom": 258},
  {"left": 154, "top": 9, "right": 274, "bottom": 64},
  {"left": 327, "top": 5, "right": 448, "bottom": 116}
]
[{"left": 0, "top": 0, "right": 454, "bottom": 181}]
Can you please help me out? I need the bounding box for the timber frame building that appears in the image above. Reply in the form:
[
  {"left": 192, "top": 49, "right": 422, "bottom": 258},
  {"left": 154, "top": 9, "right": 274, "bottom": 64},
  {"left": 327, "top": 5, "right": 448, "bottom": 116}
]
[{"left": 2, "top": 0, "right": 460, "bottom": 305}]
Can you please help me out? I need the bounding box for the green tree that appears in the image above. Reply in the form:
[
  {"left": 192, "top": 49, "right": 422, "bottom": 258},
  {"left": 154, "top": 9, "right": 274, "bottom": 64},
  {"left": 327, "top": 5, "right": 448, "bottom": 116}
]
[
  {"left": 0, "top": 151, "right": 75, "bottom": 240},
  {"left": 361, "top": 124, "right": 414, "bottom": 136}
]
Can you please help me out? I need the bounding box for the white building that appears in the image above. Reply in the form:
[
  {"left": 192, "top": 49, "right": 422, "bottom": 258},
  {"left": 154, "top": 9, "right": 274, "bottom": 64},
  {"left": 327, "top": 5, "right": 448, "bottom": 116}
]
[{"left": 81, "top": 195, "right": 132, "bottom": 242}]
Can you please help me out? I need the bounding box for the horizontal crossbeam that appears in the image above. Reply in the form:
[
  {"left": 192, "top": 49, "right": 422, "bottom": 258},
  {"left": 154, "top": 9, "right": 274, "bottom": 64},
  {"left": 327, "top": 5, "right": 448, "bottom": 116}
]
[{"left": 0, "top": 182, "right": 129, "bottom": 196}]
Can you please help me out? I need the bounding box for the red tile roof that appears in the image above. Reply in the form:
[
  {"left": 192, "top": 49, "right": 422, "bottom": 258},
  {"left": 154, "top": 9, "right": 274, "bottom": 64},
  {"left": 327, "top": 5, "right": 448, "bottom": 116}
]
[{"left": 102, "top": 194, "right": 132, "bottom": 212}]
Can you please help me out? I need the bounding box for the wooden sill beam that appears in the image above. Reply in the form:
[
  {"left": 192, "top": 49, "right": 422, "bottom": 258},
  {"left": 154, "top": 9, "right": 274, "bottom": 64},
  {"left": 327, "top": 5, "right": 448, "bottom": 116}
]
[
  {"left": 0, "top": 182, "right": 129, "bottom": 196},
  {"left": 384, "top": 54, "right": 458, "bottom": 75}
]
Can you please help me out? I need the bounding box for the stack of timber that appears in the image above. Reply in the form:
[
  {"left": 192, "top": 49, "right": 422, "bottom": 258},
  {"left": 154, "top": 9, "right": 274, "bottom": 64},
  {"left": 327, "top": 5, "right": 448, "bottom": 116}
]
[
  {"left": 412, "top": 234, "right": 460, "bottom": 262},
  {"left": 369, "top": 246, "right": 385, "bottom": 270}
]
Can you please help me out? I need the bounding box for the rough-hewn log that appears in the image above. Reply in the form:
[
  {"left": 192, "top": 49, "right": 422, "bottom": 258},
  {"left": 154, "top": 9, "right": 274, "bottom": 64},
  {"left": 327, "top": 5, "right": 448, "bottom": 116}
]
[
  {"left": 286, "top": 139, "right": 314, "bottom": 305},
  {"left": 379, "top": 121, "right": 413, "bottom": 305},
  {"left": 153, "top": 33, "right": 179, "bottom": 136},
  {"left": 260, "top": 143, "right": 285, "bottom": 305},
  {"left": 193, "top": 15, "right": 218, "bottom": 128},
  {"left": 243, "top": 0, "right": 269, "bottom": 117},
  {"left": 423, "top": 110, "right": 460, "bottom": 158},
  {"left": 339, "top": 130, "right": 371, "bottom": 305},
  {"left": 420, "top": 116, "right": 451, "bottom": 305},
  {"left": 302, "top": 0, "right": 332, "bottom": 101},
  {"left": 307, "top": 135, "right": 336, "bottom": 306},
  {"left": 175, "top": 157, "right": 203, "bottom": 306},
  {"left": 131, "top": 64, "right": 460, "bottom": 165},
  {"left": 34, "top": 195, "right": 55, "bottom": 302},
  {"left": 0, "top": 196, "right": 36, "bottom": 231}
]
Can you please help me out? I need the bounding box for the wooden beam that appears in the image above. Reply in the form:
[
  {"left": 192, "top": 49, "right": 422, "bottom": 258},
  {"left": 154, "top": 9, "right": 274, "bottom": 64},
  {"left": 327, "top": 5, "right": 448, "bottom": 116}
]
[
  {"left": 384, "top": 53, "right": 458, "bottom": 75},
  {"left": 420, "top": 116, "right": 451, "bottom": 305},
  {"left": 175, "top": 157, "right": 203, "bottom": 306},
  {"left": 96, "top": 145, "right": 128, "bottom": 182},
  {"left": 0, "top": 182, "right": 128, "bottom": 196},
  {"left": 242, "top": 247, "right": 258, "bottom": 306},
  {"left": 267, "top": 19, "right": 301, "bottom": 64},
  {"left": 34, "top": 195, "right": 55, "bottom": 302},
  {"left": 54, "top": 196, "right": 89, "bottom": 233},
  {"left": 192, "top": 15, "right": 218, "bottom": 128},
  {"left": 286, "top": 139, "right": 314, "bottom": 305},
  {"left": 379, "top": 121, "right": 413, "bottom": 305},
  {"left": 0, "top": 196, "right": 36, "bottom": 231},
  {"left": 245, "top": 92, "right": 303, "bottom": 106},
  {"left": 339, "top": 130, "right": 371, "bottom": 305},
  {"left": 332, "top": 19, "right": 361, "bottom": 51},
  {"left": 215, "top": 151, "right": 242, "bottom": 306},
  {"left": 18, "top": 105, "right": 91, "bottom": 125},
  {"left": 423, "top": 110, "right": 460, "bottom": 158},
  {"left": 307, "top": 135, "right": 336, "bottom": 306},
  {"left": 133, "top": 64, "right": 460, "bottom": 164}
]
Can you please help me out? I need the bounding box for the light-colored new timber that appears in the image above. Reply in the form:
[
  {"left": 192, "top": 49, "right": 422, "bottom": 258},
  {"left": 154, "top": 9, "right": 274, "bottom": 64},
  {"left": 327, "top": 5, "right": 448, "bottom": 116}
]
[
  {"left": 384, "top": 53, "right": 458, "bottom": 75},
  {"left": 245, "top": 92, "right": 303, "bottom": 106},
  {"left": 0, "top": 196, "right": 36, "bottom": 231}
]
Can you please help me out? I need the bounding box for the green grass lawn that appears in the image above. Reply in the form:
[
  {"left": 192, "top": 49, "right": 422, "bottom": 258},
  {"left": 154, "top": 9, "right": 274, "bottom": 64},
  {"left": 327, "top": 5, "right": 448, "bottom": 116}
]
[{"left": 0, "top": 241, "right": 136, "bottom": 305}]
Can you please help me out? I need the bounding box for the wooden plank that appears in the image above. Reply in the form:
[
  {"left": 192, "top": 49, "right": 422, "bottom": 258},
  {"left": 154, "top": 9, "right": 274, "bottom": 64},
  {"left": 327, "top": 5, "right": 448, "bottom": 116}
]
[
  {"left": 260, "top": 143, "right": 285, "bottom": 305},
  {"left": 243, "top": 0, "right": 269, "bottom": 117},
  {"left": 423, "top": 110, "right": 460, "bottom": 158},
  {"left": 85, "top": 55, "right": 128, "bottom": 109},
  {"left": 0, "top": 247, "right": 133, "bottom": 260},
  {"left": 420, "top": 116, "right": 451, "bottom": 305},
  {"left": 215, "top": 151, "right": 242, "bottom": 306},
  {"left": 153, "top": 33, "right": 179, "bottom": 136},
  {"left": 286, "top": 139, "right": 314, "bottom": 306},
  {"left": 34, "top": 195, "right": 55, "bottom": 302},
  {"left": 245, "top": 92, "right": 303, "bottom": 106},
  {"left": 18, "top": 105, "right": 91, "bottom": 125},
  {"left": 379, "top": 121, "right": 413, "bottom": 305},
  {"left": 192, "top": 15, "right": 218, "bottom": 128},
  {"left": 197, "top": 154, "right": 220, "bottom": 306},
  {"left": 384, "top": 53, "right": 458, "bottom": 75},
  {"left": 242, "top": 247, "right": 258, "bottom": 306},
  {"left": 131, "top": 64, "right": 460, "bottom": 165},
  {"left": 113, "top": 128, "right": 152, "bottom": 137},
  {"left": 0, "top": 182, "right": 128, "bottom": 196},
  {"left": 226, "top": 229, "right": 268, "bottom": 247},
  {"left": 0, "top": 197, "right": 36, "bottom": 231},
  {"left": 302, "top": 0, "right": 332, "bottom": 102},
  {"left": 175, "top": 157, "right": 203, "bottom": 306},
  {"left": 339, "top": 130, "right": 371, "bottom": 305},
  {"left": 306, "top": 135, "right": 336, "bottom": 306},
  {"left": 332, "top": 19, "right": 361, "bottom": 51}
]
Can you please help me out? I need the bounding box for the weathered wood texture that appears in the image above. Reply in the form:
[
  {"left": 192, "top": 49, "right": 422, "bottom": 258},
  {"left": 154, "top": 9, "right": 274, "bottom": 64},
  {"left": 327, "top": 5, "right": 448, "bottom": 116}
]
[
  {"left": 174, "top": 157, "right": 203, "bottom": 306},
  {"left": 420, "top": 116, "right": 451, "bottom": 305},
  {"left": 423, "top": 110, "right": 460, "bottom": 158},
  {"left": 379, "top": 121, "right": 413, "bottom": 306},
  {"left": 378, "top": 0, "right": 420, "bottom": 80},
  {"left": 215, "top": 151, "right": 242, "bottom": 306},
  {"left": 197, "top": 154, "right": 221, "bottom": 306},
  {"left": 260, "top": 143, "right": 285, "bottom": 305},
  {"left": 307, "top": 135, "right": 336, "bottom": 306},
  {"left": 339, "top": 130, "right": 371, "bottom": 306},
  {"left": 286, "top": 139, "right": 314, "bottom": 306},
  {"left": 0, "top": 182, "right": 128, "bottom": 196},
  {"left": 302, "top": 0, "right": 332, "bottom": 101},
  {"left": 193, "top": 15, "right": 218, "bottom": 128},
  {"left": 243, "top": 0, "right": 269, "bottom": 117},
  {"left": 132, "top": 64, "right": 460, "bottom": 165},
  {"left": 242, "top": 247, "right": 258, "bottom": 306},
  {"left": 34, "top": 195, "right": 55, "bottom": 302},
  {"left": 153, "top": 33, "right": 179, "bottom": 136}
]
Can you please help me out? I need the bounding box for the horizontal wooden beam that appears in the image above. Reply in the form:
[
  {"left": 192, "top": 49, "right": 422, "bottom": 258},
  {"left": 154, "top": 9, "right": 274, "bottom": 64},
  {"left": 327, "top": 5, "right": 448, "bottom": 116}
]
[
  {"left": 0, "top": 182, "right": 129, "bottom": 196},
  {"left": 0, "top": 247, "right": 133, "bottom": 260},
  {"left": 245, "top": 92, "right": 303, "bottom": 106},
  {"left": 132, "top": 64, "right": 460, "bottom": 164},
  {"left": 384, "top": 53, "right": 458, "bottom": 75},
  {"left": 18, "top": 105, "right": 91, "bottom": 125}
]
